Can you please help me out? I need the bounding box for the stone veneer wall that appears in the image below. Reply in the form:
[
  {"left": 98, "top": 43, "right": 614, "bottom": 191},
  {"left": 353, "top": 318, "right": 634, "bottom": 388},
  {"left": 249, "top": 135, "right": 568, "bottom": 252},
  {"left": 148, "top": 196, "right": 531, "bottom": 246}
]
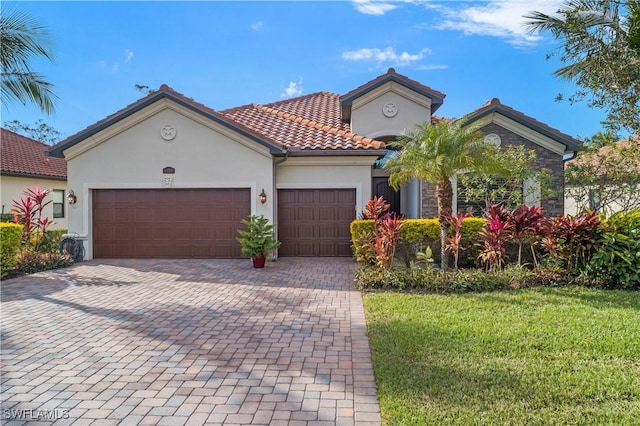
[{"left": 421, "top": 123, "right": 566, "bottom": 217}]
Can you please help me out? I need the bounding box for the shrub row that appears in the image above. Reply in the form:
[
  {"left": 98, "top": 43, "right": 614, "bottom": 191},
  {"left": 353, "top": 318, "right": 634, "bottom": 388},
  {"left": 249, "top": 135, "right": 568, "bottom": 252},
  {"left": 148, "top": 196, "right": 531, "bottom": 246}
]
[
  {"left": 351, "top": 217, "right": 487, "bottom": 267},
  {"left": 354, "top": 264, "right": 582, "bottom": 293},
  {"left": 1, "top": 223, "right": 23, "bottom": 279}
]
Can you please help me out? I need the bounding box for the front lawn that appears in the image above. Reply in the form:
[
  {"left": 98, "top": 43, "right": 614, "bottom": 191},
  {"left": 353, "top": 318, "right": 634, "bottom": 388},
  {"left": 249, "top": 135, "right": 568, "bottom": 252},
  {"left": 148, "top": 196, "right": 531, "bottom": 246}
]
[{"left": 364, "top": 287, "right": 640, "bottom": 425}]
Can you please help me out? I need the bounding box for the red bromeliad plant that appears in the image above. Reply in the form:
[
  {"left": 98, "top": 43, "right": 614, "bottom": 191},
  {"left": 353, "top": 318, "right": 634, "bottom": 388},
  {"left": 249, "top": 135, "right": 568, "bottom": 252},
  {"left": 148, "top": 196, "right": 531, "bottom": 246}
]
[
  {"left": 478, "top": 205, "right": 514, "bottom": 272},
  {"left": 372, "top": 212, "right": 404, "bottom": 271},
  {"left": 359, "top": 195, "right": 391, "bottom": 220},
  {"left": 541, "top": 210, "right": 603, "bottom": 273},
  {"left": 11, "top": 187, "right": 54, "bottom": 251},
  {"left": 443, "top": 210, "right": 473, "bottom": 269},
  {"left": 510, "top": 204, "right": 547, "bottom": 266}
]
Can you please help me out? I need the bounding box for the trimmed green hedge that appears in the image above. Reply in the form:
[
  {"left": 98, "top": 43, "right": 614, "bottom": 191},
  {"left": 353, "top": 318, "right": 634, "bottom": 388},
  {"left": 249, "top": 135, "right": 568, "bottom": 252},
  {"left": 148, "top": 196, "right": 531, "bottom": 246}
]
[
  {"left": 1, "top": 223, "right": 23, "bottom": 279},
  {"left": 351, "top": 217, "right": 486, "bottom": 266}
]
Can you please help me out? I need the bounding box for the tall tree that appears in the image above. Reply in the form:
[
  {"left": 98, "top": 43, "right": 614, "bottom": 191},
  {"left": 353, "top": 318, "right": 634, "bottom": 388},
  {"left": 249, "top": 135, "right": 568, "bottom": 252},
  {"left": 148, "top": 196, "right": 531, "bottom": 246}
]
[
  {"left": 524, "top": 0, "right": 640, "bottom": 134},
  {"left": 3, "top": 119, "right": 61, "bottom": 145},
  {"left": 1, "top": 9, "right": 57, "bottom": 114},
  {"left": 384, "top": 120, "right": 503, "bottom": 269}
]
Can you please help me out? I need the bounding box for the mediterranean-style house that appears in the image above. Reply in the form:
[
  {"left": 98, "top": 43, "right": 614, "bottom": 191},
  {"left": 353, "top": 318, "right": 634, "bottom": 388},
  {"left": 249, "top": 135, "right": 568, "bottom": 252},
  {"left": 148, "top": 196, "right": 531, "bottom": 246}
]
[
  {"left": 1, "top": 128, "right": 68, "bottom": 229},
  {"left": 49, "top": 68, "right": 581, "bottom": 259}
]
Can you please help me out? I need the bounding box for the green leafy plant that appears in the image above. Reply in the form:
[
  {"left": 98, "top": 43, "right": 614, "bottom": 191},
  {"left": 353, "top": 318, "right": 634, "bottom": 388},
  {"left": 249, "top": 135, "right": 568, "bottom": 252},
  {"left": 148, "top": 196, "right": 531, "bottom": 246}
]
[
  {"left": 236, "top": 215, "right": 280, "bottom": 259},
  {"left": 12, "top": 251, "right": 72, "bottom": 275},
  {"left": 585, "top": 208, "right": 640, "bottom": 289}
]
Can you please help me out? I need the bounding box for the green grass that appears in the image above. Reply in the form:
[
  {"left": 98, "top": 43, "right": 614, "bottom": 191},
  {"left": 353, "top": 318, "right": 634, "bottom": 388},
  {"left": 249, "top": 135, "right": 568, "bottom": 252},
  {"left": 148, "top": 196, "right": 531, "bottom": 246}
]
[{"left": 364, "top": 287, "right": 640, "bottom": 425}]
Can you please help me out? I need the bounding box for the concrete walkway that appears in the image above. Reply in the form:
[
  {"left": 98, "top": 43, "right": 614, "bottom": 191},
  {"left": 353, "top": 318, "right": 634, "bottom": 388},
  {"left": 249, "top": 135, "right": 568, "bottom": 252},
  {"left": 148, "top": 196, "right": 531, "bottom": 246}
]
[{"left": 1, "top": 258, "right": 380, "bottom": 425}]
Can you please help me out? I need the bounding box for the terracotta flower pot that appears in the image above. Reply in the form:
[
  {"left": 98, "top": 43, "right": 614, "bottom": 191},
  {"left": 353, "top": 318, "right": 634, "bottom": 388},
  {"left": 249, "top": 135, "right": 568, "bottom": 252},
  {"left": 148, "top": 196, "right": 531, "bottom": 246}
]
[{"left": 252, "top": 254, "right": 266, "bottom": 268}]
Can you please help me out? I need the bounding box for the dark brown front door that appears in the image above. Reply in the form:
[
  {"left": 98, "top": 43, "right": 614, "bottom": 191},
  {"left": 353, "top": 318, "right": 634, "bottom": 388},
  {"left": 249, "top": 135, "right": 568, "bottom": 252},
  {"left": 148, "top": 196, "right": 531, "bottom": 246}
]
[
  {"left": 93, "top": 188, "right": 250, "bottom": 258},
  {"left": 278, "top": 189, "right": 356, "bottom": 256},
  {"left": 373, "top": 177, "right": 401, "bottom": 215}
]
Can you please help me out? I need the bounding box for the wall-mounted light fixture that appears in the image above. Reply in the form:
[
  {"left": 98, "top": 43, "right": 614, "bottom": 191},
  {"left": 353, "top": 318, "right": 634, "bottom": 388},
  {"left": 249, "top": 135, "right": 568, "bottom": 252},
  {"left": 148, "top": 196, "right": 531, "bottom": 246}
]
[
  {"left": 259, "top": 189, "right": 267, "bottom": 204},
  {"left": 67, "top": 190, "right": 77, "bottom": 205}
]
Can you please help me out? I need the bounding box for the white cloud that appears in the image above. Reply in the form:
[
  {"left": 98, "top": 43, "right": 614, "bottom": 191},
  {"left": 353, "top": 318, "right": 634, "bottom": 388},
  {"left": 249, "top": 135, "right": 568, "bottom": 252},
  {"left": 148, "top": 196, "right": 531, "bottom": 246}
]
[
  {"left": 431, "top": 0, "right": 563, "bottom": 47},
  {"left": 281, "top": 78, "right": 303, "bottom": 98},
  {"left": 124, "top": 49, "right": 134, "bottom": 64},
  {"left": 352, "top": 0, "right": 398, "bottom": 16},
  {"left": 342, "top": 47, "right": 432, "bottom": 67},
  {"left": 251, "top": 21, "right": 263, "bottom": 31}
]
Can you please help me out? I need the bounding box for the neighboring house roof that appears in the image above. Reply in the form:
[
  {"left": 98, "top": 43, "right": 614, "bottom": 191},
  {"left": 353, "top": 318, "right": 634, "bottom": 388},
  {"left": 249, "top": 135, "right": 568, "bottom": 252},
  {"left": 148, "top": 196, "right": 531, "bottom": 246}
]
[
  {"left": 340, "top": 68, "right": 446, "bottom": 119},
  {"left": 50, "top": 85, "right": 386, "bottom": 158},
  {"left": 0, "top": 128, "right": 67, "bottom": 180},
  {"left": 567, "top": 136, "right": 640, "bottom": 172},
  {"left": 464, "top": 98, "right": 583, "bottom": 153}
]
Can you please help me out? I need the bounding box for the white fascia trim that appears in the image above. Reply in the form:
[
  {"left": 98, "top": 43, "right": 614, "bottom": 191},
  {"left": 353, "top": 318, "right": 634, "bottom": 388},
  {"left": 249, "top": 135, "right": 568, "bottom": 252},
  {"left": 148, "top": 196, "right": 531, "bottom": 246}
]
[{"left": 351, "top": 81, "right": 431, "bottom": 111}]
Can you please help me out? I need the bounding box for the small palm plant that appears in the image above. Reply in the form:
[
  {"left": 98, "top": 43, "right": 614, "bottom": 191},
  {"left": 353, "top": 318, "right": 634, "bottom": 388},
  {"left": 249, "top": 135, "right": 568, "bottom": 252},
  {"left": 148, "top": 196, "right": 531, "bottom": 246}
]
[{"left": 236, "top": 215, "right": 280, "bottom": 268}]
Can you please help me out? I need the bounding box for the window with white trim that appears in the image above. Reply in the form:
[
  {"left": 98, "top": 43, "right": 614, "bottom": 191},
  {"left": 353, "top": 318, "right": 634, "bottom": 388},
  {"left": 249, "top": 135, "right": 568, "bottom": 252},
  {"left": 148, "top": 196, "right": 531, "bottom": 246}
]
[{"left": 53, "top": 189, "right": 64, "bottom": 218}]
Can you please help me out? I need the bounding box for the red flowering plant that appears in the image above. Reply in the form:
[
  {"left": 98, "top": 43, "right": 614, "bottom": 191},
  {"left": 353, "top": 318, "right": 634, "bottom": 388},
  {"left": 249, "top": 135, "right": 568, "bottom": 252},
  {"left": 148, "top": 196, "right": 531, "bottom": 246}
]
[
  {"left": 478, "top": 205, "right": 514, "bottom": 272},
  {"left": 510, "top": 204, "right": 547, "bottom": 266},
  {"left": 11, "top": 187, "right": 54, "bottom": 252},
  {"left": 442, "top": 210, "right": 474, "bottom": 269}
]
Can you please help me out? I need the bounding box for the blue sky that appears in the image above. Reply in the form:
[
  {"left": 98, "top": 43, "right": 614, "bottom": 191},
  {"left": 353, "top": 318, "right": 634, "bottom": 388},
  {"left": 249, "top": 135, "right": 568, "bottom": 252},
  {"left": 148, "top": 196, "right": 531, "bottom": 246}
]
[{"left": 2, "top": 1, "right": 611, "bottom": 142}]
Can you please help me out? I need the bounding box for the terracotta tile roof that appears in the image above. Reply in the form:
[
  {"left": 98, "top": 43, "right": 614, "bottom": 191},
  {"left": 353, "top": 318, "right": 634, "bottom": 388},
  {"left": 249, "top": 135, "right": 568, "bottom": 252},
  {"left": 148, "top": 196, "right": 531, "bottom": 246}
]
[
  {"left": 220, "top": 92, "right": 385, "bottom": 152},
  {"left": 464, "top": 98, "right": 583, "bottom": 153},
  {"left": 1, "top": 128, "right": 67, "bottom": 179},
  {"left": 568, "top": 136, "right": 639, "bottom": 171}
]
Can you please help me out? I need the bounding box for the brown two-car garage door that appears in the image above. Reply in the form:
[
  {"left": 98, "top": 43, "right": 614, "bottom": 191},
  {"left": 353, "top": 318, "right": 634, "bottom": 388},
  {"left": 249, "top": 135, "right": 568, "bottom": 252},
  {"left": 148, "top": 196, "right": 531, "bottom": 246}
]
[
  {"left": 93, "top": 189, "right": 250, "bottom": 258},
  {"left": 278, "top": 189, "right": 356, "bottom": 257}
]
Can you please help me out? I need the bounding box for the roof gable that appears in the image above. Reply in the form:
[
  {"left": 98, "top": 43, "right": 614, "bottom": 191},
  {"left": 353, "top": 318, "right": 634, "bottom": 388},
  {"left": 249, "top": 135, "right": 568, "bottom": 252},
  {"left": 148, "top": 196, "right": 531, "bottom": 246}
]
[
  {"left": 464, "top": 98, "right": 582, "bottom": 154},
  {"left": 1, "top": 128, "right": 67, "bottom": 179},
  {"left": 49, "top": 85, "right": 284, "bottom": 158},
  {"left": 340, "top": 68, "right": 446, "bottom": 120}
]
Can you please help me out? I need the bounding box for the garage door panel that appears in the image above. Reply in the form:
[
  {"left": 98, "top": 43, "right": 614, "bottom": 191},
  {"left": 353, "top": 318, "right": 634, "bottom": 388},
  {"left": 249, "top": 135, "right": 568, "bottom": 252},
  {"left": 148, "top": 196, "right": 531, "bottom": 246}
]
[
  {"left": 278, "top": 189, "right": 355, "bottom": 257},
  {"left": 93, "top": 189, "right": 250, "bottom": 258}
]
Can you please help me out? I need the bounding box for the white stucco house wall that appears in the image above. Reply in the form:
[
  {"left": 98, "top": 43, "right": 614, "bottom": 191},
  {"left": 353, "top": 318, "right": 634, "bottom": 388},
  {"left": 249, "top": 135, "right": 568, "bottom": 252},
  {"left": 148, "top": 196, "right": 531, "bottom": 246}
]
[{"left": 49, "top": 69, "right": 581, "bottom": 260}]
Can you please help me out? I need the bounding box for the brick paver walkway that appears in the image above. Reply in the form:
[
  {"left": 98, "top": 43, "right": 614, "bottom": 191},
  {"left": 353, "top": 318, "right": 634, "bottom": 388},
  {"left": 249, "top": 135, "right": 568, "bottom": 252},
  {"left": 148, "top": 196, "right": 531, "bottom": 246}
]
[{"left": 1, "top": 258, "right": 380, "bottom": 425}]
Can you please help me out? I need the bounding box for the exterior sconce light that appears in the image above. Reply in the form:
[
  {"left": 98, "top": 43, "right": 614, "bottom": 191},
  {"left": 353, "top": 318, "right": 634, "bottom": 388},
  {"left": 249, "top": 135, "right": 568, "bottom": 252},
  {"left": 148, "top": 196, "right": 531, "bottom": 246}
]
[
  {"left": 67, "top": 190, "right": 77, "bottom": 205},
  {"left": 259, "top": 189, "right": 267, "bottom": 204}
]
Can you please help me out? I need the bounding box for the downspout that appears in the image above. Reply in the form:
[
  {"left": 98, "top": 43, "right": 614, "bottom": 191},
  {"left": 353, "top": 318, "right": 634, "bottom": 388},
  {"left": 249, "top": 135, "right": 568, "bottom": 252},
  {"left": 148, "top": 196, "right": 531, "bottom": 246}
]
[{"left": 272, "top": 144, "right": 290, "bottom": 259}]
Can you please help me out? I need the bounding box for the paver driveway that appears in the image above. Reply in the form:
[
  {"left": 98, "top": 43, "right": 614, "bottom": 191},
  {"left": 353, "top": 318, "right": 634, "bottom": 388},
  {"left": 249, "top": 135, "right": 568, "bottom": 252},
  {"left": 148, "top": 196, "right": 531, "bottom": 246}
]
[{"left": 1, "top": 258, "right": 380, "bottom": 425}]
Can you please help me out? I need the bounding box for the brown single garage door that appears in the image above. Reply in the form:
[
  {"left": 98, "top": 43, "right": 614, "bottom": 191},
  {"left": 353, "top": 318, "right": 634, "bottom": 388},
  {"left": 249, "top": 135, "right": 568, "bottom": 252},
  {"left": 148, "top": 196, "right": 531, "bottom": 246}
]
[
  {"left": 278, "top": 189, "right": 356, "bottom": 256},
  {"left": 93, "top": 188, "right": 250, "bottom": 258}
]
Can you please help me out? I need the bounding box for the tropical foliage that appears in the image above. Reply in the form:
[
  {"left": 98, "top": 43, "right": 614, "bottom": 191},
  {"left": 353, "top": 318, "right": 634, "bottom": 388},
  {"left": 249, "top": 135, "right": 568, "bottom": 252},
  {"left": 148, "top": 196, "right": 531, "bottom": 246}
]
[
  {"left": 236, "top": 214, "right": 280, "bottom": 259},
  {"left": 0, "top": 9, "right": 57, "bottom": 114},
  {"left": 384, "top": 120, "right": 503, "bottom": 268},
  {"left": 524, "top": 0, "right": 640, "bottom": 133}
]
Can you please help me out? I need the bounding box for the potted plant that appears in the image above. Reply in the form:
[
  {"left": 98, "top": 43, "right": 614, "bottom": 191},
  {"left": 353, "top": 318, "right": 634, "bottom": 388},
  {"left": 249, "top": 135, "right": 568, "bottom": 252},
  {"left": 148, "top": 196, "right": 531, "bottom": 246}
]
[{"left": 236, "top": 214, "right": 280, "bottom": 268}]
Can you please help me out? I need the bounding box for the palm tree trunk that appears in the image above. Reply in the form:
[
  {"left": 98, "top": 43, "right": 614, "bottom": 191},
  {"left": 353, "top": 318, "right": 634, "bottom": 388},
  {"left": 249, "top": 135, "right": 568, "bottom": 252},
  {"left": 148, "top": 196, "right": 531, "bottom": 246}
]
[{"left": 436, "top": 179, "right": 453, "bottom": 269}]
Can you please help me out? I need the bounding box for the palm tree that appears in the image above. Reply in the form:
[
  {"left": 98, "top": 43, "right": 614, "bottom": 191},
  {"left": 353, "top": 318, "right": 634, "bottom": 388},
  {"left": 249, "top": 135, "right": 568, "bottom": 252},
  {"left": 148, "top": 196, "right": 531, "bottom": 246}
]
[
  {"left": 1, "top": 9, "right": 57, "bottom": 114},
  {"left": 524, "top": 0, "right": 639, "bottom": 133},
  {"left": 384, "top": 120, "right": 502, "bottom": 269}
]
